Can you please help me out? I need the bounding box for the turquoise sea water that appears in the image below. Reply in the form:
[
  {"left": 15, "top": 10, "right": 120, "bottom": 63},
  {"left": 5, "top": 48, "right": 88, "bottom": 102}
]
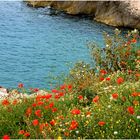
[{"left": 0, "top": 1, "right": 115, "bottom": 89}]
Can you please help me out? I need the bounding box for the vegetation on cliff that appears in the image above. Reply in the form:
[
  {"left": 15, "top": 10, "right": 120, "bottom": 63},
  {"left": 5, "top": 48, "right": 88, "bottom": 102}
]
[{"left": 0, "top": 29, "right": 140, "bottom": 139}]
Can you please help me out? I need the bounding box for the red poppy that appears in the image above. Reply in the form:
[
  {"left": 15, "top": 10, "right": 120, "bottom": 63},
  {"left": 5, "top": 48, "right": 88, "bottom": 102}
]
[
  {"left": 36, "top": 94, "right": 42, "bottom": 101},
  {"left": 24, "top": 132, "right": 30, "bottom": 137},
  {"left": 52, "top": 108, "right": 58, "bottom": 113},
  {"left": 32, "top": 119, "right": 39, "bottom": 126},
  {"left": 2, "top": 99, "right": 10, "bottom": 106},
  {"left": 100, "top": 69, "right": 107, "bottom": 75},
  {"left": 2, "top": 135, "right": 10, "bottom": 140},
  {"left": 86, "top": 111, "right": 91, "bottom": 116},
  {"left": 60, "top": 84, "right": 66, "bottom": 90},
  {"left": 131, "top": 38, "right": 137, "bottom": 43},
  {"left": 117, "top": 77, "right": 124, "bottom": 84},
  {"left": 44, "top": 106, "right": 49, "bottom": 110},
  {"left": 69, "top": 120, "right": 78, "bottom": 130},
  {"left": 98, "top": 121, "right": 106, "bottom": 126},
  {"left": 64, "top": 132, "right": 69, "bottom": 137},
  {"left": 71, "top": 109, "right": 81, "bottom": 115},
  {"left": 59, "top": 92, "right": 64, "bottom": 97},
  {"left": 44, "top": 94, "right": 52, "bottom": 100},
  {"left": 37, "top": 101, "right": 44, "bottom": 106},
  {"left": 135, "top": 73, "right": 140, "bottom": 77},
  {"left": 35, "top": 110, "right": 42, "bottom": 117},
  {"left": 45, "top": 123, "right": 49, "bottom": 127},
  {"left": 32, "top": 103, "right": 37, "bottom": 107},
  {"left": 50, "top": 120, "right": 56, "bottom": 126},
  {"left": 33, "top": 88, "right": 39, "bottom": 92},
  {"left": 106, "top": 77, "right": 111, "bottom": 81},
  {"left": 131, "top": 92, "right": 138, "bottom": 97},
  {"left": 12, "top": 99, "right": 18, "bottom": 105},
  {"left": 112, "top": 93, "right": 118, "bottom": 99},
  {"left": 18, "top": 83, "right": 24, "bottom": 88},
  {"left": 52, "top": 89, "right": 58, "bottom": 93},
  {"left": 128, "top": 70, "right": 132, "bottom": 74},
  {"left": 127, "top": 106, "right": 135, "bottom": 115},
  {"left": 49, "top": 102, "right": 54, "bottom": 108},
  {"left": 92, "top": 96, "right": 99, "bottom": 103},
  {"left": 18, "top": 130, "right": 25, "bottom": 135},
  {"left": 55, "top": 94, "right": 60, "bottom": 99},
  {"left": 25, "top": 107, "right": 32, "bottom": 117},
  {"left": 78, "top": 95, "right": 83, "bottom": 100},
  {"left": 68, "top": 84, "right": 72, "bottom": 90},
  {"left": 133, "top": 100, "right": 139, "bottom": 106},
  {"left": 39, "top": 123, "right": 45, "bottom": 131},
  {"left": 100, "top": 77, "right": 104, "bottom": 81}
]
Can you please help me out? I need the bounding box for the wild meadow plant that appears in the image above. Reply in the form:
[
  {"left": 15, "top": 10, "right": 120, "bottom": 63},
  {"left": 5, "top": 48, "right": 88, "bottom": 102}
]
[{"left": 0, "top": 29, "right": 140, "bottom": 139}]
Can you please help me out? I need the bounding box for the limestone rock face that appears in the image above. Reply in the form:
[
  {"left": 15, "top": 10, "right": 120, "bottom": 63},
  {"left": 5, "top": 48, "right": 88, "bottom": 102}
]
[{"left": 25, "top": 0, "right": 140, "bottom": 29}]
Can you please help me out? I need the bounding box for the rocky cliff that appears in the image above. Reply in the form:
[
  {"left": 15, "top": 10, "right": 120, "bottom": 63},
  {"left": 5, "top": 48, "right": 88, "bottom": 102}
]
[{"left": 26, "top": 1, "right": 140, "bottom": 29}]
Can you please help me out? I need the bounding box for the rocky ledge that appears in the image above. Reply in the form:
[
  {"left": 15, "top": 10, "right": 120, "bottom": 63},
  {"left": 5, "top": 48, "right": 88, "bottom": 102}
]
[{"left": 25, "top": 0, "right": 140, "bottom": 29}]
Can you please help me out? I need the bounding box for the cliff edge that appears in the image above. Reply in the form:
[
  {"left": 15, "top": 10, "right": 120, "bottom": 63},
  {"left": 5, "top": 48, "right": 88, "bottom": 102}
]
[{"left": 26, "top": 1, "right": 140, "bottom": 29}]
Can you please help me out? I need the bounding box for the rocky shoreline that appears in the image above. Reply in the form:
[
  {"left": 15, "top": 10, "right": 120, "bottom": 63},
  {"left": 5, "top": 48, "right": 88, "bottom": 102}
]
[
  {"left": 0, "top": 86, "right": 47, "bottom": 100},
  {"left": 25, "top": 0, "right": 140, "bottom": 29}
]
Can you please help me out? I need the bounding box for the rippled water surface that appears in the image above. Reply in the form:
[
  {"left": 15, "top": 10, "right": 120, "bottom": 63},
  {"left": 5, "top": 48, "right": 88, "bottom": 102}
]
[{"left": 0, "top": 1, "right": 115, "bottom": 88}]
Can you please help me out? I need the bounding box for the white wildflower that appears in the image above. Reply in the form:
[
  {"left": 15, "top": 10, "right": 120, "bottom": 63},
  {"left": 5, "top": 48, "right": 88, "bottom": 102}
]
[
  {"left": 76, "top": 131, "right": 79, "bottom": 134},
  {"left": 108, "top": 105, "right": 111, "bottom": 108},
  {"left": 137, "top": 116, "right": 140, "bottom": 119},
  {"left": 114, "top": 131, "right": 118, "bottom": 135}
]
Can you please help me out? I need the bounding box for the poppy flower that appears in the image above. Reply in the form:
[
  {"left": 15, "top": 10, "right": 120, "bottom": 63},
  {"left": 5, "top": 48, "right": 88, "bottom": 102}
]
[
  {"left": 100, "top": 69, "right": 107, "bottom": 75},
  {"left": 127, "top": 106, "right": 135, "bottom": 115},
  {"left": 50, "top": 120, "right": 56, "bottom": 126},
  {"left": 49, "top": 102, "right": 54, "bottom": 108},
  {"left": 32, "top": 119, "right": 39, "bottom": 126},
  {"left": 69, "top": 120, "right": 78, "bottom": 130},
  {"left": 131, "top": 92, "right": 138, "bottom": 97},
  {"left": 135, "top": 73, "right": 140, "bottom": 77},
  {"left": 52, "top": 108, "right": 58, "bottom": 112},
  {"left": 133, "top": 100, "right": 139, "bottom": 106},
  {"left": 12, "top": 99, "right": 18, "bottom": 105},
  {"left": 35, "top": 110, "right": 42, "bottom": 117},
  {"left": 32, "top": 103, "right": 37, "bottom": 107},
  {"left": 2, "top": 135, "right": 10, "bottom": 140},
  {"left": 18, "top": 130, "right": 25, "bottom": 135},
  {"left": 71, "top": 109, "right": 81, "bottom": 115},
  {"left": 106, "top": 77, "right": 111, "bottom": 81},
  {"left": 52, "top": 89, "right": 58, "bottom": 93},
  {"left": 100, "top": 77, "right": 104, "bottom": 81},
  {"left": 64, "top": 132, "right": 69, "bottom": 137},
  {"left": 131, "top": 38, "right": 137, "bottom": 43},
  {"left": 2, "top": 99, "right": 10, "bottom": 106},
  {"left": 117, "top": 77, "right": 124, "bottom": 84},
  {"left": 98, "top": 121, "right": 106, "bottom": 126},
  {"left": 25, "top": 107, "right": 32, "bottom": 117},
  {"left": 59, "top": 92, "right": 64, "bottom": 97},
  {"left": 36, "top": 94, "right": 42, "bottom": 101},
  {"left": 24, "top": 132, "right": 30, "bottom": 137},
  {"left": 78, "top": 95, "right": 83, "bottom": 100},
  {"left": 55, "top": 94, "right": 60, "bottom": 99},
  {"left": 33, "top": 88, "right": 39, "bottom": 92},
  {"left": 39, "top": 123, "right": 45, "bottom": 131},
  {"left": 92, "top": 96, "right": 99, "bottom": 103},
  {"left": 86, "top": 111, "right": 91, "bottom": 116},
  {"left": 37, "top": 101, "right": 44, "bottom": 106},
  {"left": 112, "top": 93, "right": 118, "bottom": 99},
  {"left": 18, "top": 83, "right": 24, "bottom": 88},
  {"left": 67, "top": 84, "right": 72, "bottom": 90},
  {"left": 60, "top": 84, "right": 66, "bottom": 90}
]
